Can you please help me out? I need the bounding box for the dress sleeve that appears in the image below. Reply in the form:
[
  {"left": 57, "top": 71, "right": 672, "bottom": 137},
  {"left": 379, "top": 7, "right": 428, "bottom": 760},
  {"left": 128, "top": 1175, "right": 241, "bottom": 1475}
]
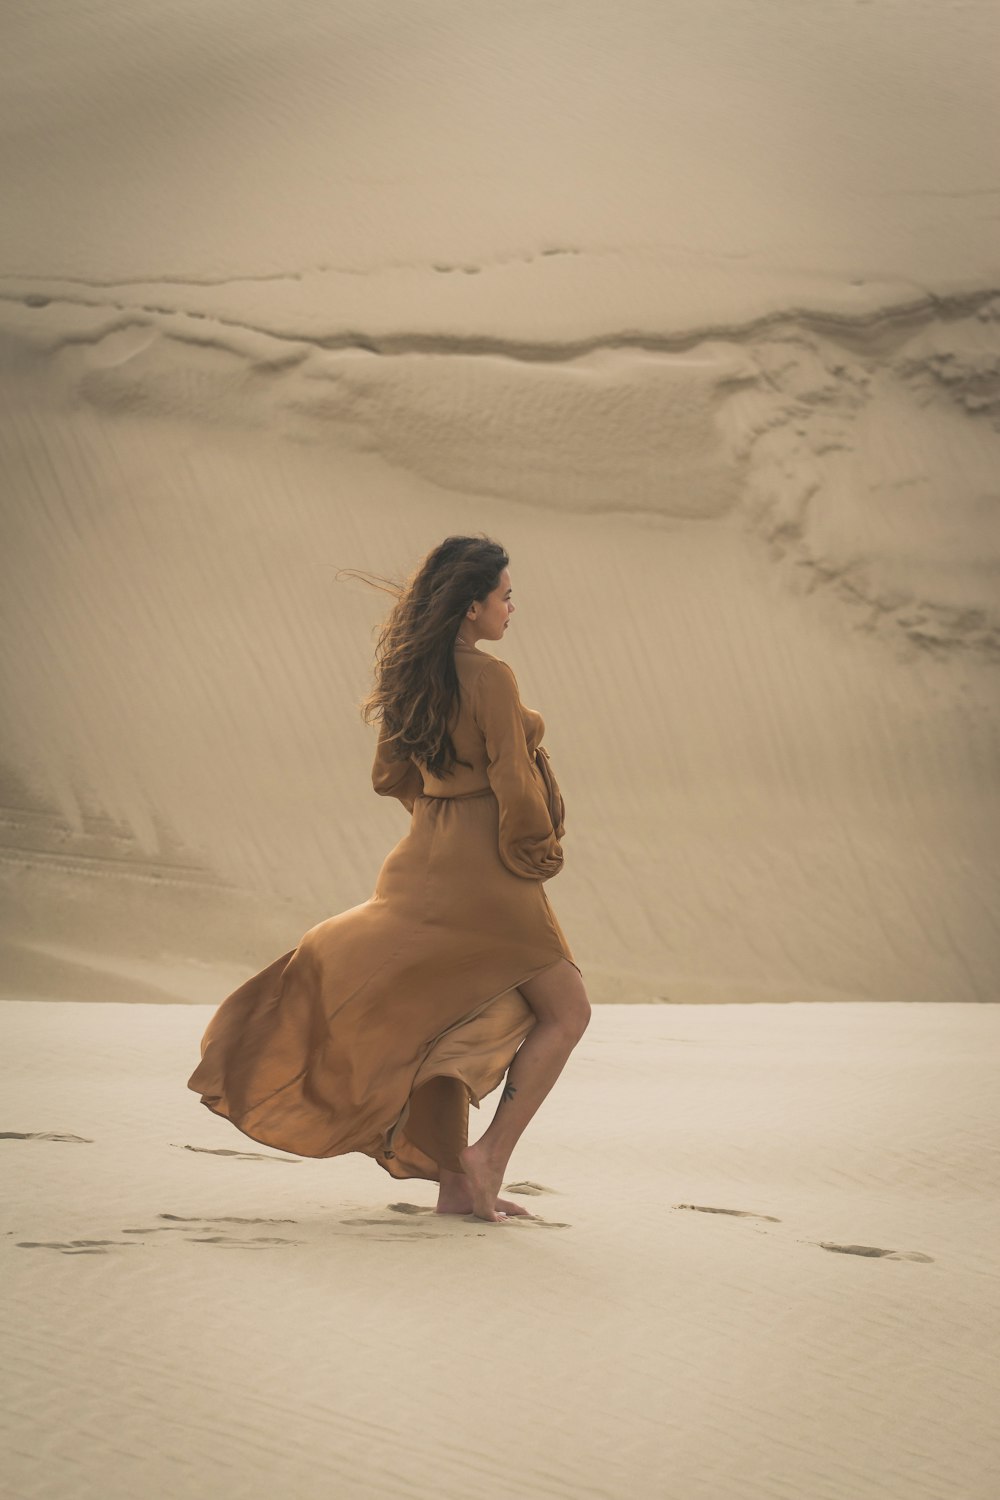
[
  {"left": 473, "top": 660, "right": 564, "bottom": 881},
  {"left": 372, "top": 720, "right": 423, "bottom": 814}
]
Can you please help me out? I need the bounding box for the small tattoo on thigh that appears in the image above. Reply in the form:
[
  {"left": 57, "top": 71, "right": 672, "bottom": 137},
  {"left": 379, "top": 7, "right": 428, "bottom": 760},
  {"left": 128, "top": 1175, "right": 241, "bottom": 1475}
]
[{"left": 502, "top": 1083, "right": 517, "bottom": 1103}]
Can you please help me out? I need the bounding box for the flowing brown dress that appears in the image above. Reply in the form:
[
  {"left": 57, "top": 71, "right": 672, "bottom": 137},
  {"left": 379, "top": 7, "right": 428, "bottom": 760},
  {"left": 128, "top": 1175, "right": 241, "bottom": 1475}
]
[{"left": 186, "top": 640, "right": 579, "bottom": 1181}]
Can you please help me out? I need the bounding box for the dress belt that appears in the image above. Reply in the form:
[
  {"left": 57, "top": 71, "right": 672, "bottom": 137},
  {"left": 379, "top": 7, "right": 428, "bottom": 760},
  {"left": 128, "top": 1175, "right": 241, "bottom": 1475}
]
[{"left": 420, "top": 786, "right": 494, "bottom": 802}]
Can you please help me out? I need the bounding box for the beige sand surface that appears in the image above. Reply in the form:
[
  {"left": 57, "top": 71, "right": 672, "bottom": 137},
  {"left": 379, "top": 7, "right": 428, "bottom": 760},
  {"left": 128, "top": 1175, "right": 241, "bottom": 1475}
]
[
  {"left": 1, "top": 1, "right": 999, "bottom": 1006},
  {"left": 2, "top": 997, "right": 998, "bottom": 1500}
]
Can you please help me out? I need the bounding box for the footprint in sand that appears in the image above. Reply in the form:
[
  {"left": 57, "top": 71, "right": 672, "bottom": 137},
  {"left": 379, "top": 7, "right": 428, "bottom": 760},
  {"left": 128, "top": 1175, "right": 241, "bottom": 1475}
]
[
  {"left": 1, "top": 1131, "right": 93, "bottom": 1143},
  {"left": 122, "top": 1213, "right": 300, "bottom": 1237},
  {"left": 342, "top": 1215, "right": 441, "bottom": 1229},
  {"left": 159, "top": 1213, "right": 298, "bottom": 1224},
  {"left": 342, "top": 1210, "right": 571, "bottom": 1233},
  {"left": 675, "top": 1203, "right": 782, "bottom": 1222},
  {"left": 16, "top": 1239, "right": 139, "bottom": 1255},
  {"left": 384, "top": 1202, "right": 571, "bottom": 1229},
  {"left": 671, "top": 1206, "right": 933, "bottom": 1262},
  {"left": 502, "top": 1181, "right": 558, "bottom": 1196},
  {"left": 154, "top": 1212, "right": 302, "bottom": 1247},
  {"left": 173, "top": 1144, "right": 301, "bottom": 1163},
  {"left": 339, "top": 1217, "right": 442, "bottom": 1238},
  {"left": 818, "top": 1242, "right": 934, "bottom": 1262},
  {"left": 121, "top": 1226, "right": 190, "bottom": 1235},
  {"left": 186, "top": 1235, "right": 300, "bottom": 1248},
  {"left": 18, "top": 1213, "right": 304, "bottom": 1253}
]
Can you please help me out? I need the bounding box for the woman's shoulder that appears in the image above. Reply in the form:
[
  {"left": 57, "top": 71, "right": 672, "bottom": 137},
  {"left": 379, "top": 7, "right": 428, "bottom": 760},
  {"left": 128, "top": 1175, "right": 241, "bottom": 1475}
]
[
  {"left": 463, "top": 650, "right": 518, "bottom": 690},
  {"left": 464, "top": 654, "right": 525, "bottom": 727}
]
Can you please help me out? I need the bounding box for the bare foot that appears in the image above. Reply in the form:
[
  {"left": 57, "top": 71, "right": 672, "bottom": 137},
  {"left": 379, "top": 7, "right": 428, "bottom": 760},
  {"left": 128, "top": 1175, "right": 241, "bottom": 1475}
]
[
  {"left": 435, "top": 1193, "right": 534, "bottom": 1218},
  {"left": 456, "top": 1142, "right": 507, "bottom": 1223},
  {"left": 434, "top": 1164, "right": 536, "bottom": 1220},
  {"left": 496, "top": 1197, "right": 535, "bottom": 1218}
]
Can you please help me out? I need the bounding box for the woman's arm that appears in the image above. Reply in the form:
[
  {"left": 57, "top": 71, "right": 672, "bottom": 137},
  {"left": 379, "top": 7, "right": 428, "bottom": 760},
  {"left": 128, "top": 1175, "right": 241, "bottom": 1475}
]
[
  {"left": 473, "top": 659, "right": 564, "bottom": 880},
  {"left": 372, "top": 719, "right": 423, "bottom": 814}
]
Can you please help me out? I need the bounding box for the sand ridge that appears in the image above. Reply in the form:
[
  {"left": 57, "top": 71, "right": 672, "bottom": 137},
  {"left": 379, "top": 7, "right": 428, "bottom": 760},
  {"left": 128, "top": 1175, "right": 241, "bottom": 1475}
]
[{"left": 1, "top": 289, "right": 997, "bottom": 1004}]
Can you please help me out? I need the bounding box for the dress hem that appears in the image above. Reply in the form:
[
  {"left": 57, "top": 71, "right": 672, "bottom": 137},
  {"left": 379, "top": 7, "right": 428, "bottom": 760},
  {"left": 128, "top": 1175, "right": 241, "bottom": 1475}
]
[{"left": 193, "top": 952, "right": 582, "bottom": 1174}]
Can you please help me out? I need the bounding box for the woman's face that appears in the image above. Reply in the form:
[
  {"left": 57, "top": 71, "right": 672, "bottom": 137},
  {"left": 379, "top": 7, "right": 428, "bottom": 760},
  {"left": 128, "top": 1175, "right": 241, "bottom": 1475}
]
[{"left": 471, "top": 567, "right": 514, "bottom": 641}]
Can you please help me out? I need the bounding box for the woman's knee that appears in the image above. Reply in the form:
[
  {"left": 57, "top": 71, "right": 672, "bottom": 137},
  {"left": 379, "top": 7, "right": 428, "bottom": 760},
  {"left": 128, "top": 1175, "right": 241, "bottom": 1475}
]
[
  {"left": 539, "top": 995, "right": 590, "bottom": 1047},
  {"left": 565, "top": 995, "right": 592, "bottom": 1043},
  {"left": 519, "top": 961, "right": 591, "bottom": 1042}
]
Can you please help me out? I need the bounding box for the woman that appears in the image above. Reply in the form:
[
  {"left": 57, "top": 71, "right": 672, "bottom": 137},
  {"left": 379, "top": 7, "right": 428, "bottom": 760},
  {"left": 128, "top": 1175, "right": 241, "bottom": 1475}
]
[{"left": 187, "top": 535, "right": 591, "bottom": 1224}]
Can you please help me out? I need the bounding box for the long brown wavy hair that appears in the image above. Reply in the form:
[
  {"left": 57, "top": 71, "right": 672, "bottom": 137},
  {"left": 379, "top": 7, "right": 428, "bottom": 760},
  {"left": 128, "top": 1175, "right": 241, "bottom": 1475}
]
[{"left": 339, "top": 535, "right": 509, "bottom": 777}]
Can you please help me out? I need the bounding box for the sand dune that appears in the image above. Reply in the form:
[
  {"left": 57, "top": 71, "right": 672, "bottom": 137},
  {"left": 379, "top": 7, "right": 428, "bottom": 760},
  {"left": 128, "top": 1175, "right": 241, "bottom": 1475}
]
[
  {"left": 3, "top": 1, "right": 999, "bottom": 1006},
  {"left": 1, "top": 288, "right": 997, "bottom": 1004}
]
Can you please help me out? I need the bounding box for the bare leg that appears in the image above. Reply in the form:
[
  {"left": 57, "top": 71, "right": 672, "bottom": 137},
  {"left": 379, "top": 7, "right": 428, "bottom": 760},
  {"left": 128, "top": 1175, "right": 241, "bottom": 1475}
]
[{"left": 459, "top": 959, "right": 591, "bottom": 1223}]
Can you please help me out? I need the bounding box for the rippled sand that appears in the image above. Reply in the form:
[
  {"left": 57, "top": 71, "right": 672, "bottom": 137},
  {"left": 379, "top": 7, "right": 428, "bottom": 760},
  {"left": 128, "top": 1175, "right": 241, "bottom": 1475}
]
[{"left": 3, "top": 997, "right": 998, "bottom": 1499}]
